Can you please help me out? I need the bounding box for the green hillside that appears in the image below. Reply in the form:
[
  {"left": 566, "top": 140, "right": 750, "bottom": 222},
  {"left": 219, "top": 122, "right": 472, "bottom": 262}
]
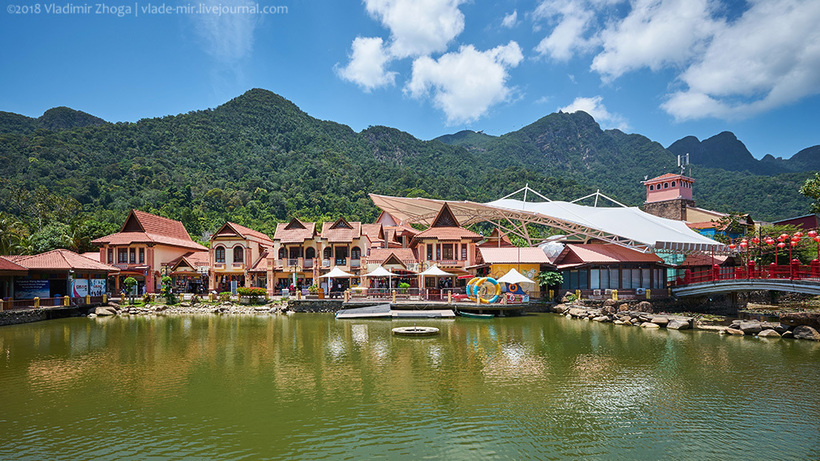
[{"left": 0, "top": 88, "right": 814, "bottom": 255}]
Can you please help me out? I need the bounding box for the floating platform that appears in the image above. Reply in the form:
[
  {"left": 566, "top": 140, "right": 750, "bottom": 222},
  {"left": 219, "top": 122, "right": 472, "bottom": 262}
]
[
  {"left": 392, "top": 326, "right": 440, "bottom": 336},
  {"left": 335, "top": 304, "right": 455, "bottom": 319}
]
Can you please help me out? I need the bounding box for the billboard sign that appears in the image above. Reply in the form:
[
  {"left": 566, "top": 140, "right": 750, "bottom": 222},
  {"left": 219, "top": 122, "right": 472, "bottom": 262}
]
[
  {"left": 14, "top": 280, "right": 50, "bottom": 299},
  {"left": 89, "top": 279, "right": 106, "bottom": 296},
  {"left": 71, "top": 279, "right": 89, "bottom": 297}
]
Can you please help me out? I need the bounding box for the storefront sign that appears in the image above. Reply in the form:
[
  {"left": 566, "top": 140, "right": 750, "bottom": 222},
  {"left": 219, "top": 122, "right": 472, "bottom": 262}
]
[
  {"left": 71, "top": 279, "right": 89, "bottom": 297},
  {"left": 89, "top": 279, "right": 106, "bottom": 296}
]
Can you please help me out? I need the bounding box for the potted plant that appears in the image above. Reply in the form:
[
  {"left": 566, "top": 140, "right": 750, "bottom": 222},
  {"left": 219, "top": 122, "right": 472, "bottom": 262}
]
[
  {"left": 237, "top": 287, "right": 266, "bottom": 304},
  {"left": 306, "top": 284, "right": 319, "bottom": 299},
  {"left": 398, "top": 282, "right": 410, "bottom": 294}
]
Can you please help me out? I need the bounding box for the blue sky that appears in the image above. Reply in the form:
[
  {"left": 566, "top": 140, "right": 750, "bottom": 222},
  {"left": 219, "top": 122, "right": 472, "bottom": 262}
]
[{"left": 2, "top": 0, "right": 819, "bottom": 159}]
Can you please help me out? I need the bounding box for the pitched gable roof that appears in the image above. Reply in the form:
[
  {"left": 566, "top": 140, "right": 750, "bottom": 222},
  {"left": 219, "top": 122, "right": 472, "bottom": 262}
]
[
  {"left": 479, "top": 228, "right": 514, "bottom": 247},
  {"left": 478, "top": 247, "right": 551, "bottom": 265},
  {"left": 214, "top": 222, "right": 273, "bottom": 244},
  {"left": 0, "top": 256, "right": 28, "bottom": 274},
  {"left": 367, "top": 248, "right": 418, "bottom": 265},
  {"left": 274, "top": 218, "right": 316, "bottom": 244},
  {"left": 376, "top": 211, "right": 398, "bottom": 226},
  {"left": 167, "top": 251, "right": 210, "bottom": 271},
  {"left": 412, "top": 204, "right": 481, "bottom": 243},
  {"left": 92, "top": 210, "right": 206, "bottom": 251},
  {"left": 321, "top": 219, "right": 362, "bottom": 243},
  {"left": 7, "top": 249, "right": 119, "bottom": 272},
  {"left": 361, "top": 223, "right": 385, "bottom": 246},
  {"left": 554, "top": 244, "right": 663, "bottom": 269}
]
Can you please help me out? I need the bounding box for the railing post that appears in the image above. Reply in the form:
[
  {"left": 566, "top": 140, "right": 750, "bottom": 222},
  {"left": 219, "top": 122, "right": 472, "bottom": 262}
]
[
  {"left": 712, "top": 264, "right": 720, "bottom": 281},
  {"left": 447, "top": 291, "right": 451, "bottom": 304},
  {"left": 64, "top": 296, "right": 70, "bottom": 306},
  {"left": 611, "top": 289, "right": 618, "bottom": 301},
  {"left": 102, "top": 294, "right": 107, "bottom": 304},
  {"left": 344, "top": 290, "right": 350, "bottom": 302},
  {"left": 747, "top": 260, "right": 756, "bottom": 279},
  {"left": 812, "top": 259, "right": 820, "bottom": 278},
  {"left": 85, "top": 294, "right": 91, "bottom": 305},
  {"left": 791, "top": 259, "right": 800, "bottom": 280},
  {"left": 645, "top": 289, "right": 651, "bottom": 300},
  {"left": 769, "top": 262, "right": 777, "bottom": 279},
  {"left": 34, "top": 297, "right": 40, "bottom": 308},
  {"left": 549, "top": 289, "right": 554, "bottom": 301},
  {"left": 575, "top": 289, "right": 581, "bottom": 300},
  {"left": 392, "top": 290, "right": 397, "bottom": 303},
  {"left": 0, "top": 299, "right": 4, "bottom": 311}
]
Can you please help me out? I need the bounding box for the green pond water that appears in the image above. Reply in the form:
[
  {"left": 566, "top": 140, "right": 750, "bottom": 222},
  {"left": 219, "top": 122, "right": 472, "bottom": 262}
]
[{"left": 1, "top": 313, "right": 819, "bottom": 460}]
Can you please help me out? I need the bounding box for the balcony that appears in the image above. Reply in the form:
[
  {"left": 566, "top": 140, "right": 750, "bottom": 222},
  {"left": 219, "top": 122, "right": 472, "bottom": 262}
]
[
  {"left": 303, "top": 258, "right": 314, "bottom": 269},
  {"left": 350, "top": 259, "right": 361, "bottom": 268},
  {"left": 335, "top": 258, "right": 347, "bottom": 266},
  {"left": 322, "top": 259, "right": 331, "bottom": 268}
]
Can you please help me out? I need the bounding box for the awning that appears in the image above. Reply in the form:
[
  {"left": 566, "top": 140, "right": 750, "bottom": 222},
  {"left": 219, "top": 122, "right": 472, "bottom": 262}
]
[
  {"left": 497, "top": 268, "right": 535, "bottom": 285},
  {"left": 320, "top": 267, "right": 356, "bottom": 278},
  {"left": 363, "top": 266, "right": 396, "bottom": 277},
  {"left": 420, "top": 265, "right": 454, "bottom": 277}
]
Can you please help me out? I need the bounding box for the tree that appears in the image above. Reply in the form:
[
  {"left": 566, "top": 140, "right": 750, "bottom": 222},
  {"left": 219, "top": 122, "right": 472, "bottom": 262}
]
[
  {"left": 0, "top": 212, "right": 29, "bottom": 255},
  {"left": 799, "top": 172, "right": 820, "bottom": 213},
  {"left": 123, "top": 277, "right": 137, "bottom": 304}
]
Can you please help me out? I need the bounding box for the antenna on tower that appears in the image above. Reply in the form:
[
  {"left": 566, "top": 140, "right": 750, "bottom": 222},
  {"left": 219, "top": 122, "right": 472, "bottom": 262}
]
[{"left": 678, "top": 153, "right": 690, "bottom": 175}]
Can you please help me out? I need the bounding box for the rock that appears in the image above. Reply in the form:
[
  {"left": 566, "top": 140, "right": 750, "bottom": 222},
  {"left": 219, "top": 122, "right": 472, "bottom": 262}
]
[
  {"left": 635, "top": 301, "right": 654, "bottom": 313},
  {"left": 642, "top": 322, "right": 660, "bottom": 329},
  {"left": 613, "top": 320, "right": 625, "bottom": 325},
  {"left": 552, "top": 303, "right": 568, "bottom": 313},
  {"left": 667, "top": 319, "right": 690, "bottom": 330},
  {"left": 565, "top": 314, "right": 572, "bottom": 319},
  {"left": 593, "top": 316, "right": 610, "bottom": 322},
  {"left": 758, "top": 329, "right": 781, "bottom": 338},
  {"left": 726, "top": 328, "right": 745, "bottom": 336},
  {"left": 729, "top": 320, "right": 742, "bottom": 329},
  {"left": 739, "top": 320, "right": 762, "bottom": 335},
  {"left": 568, "top": 308, "right": 587, "bottom": 318},
  {"left": 602, "top": 299, "right": 617, "bottom": 308},
  {"left": 760, "top": 321, "right": 779, "bottom": 330},
  {"left": 618, "top": 303, "right": 630, "bottom": 312},
  {"left": 618, "top": 315, "right": 631, "bottom": 322},
  {"left": 793, "top": 325, "right": 820, "bottom": 341},
  {"left": 781, "top": 330, "right": 794, "bottom": 339},
  {"left": 155, "top": 304, "right": 168, "bottom": 312},
  {"left": 779, "top": 312, "right": 820, "bottom": 330},
  {"left": 774, "top": 324, "right": 790, "bottom": 334},
  {"left": 601, "top": 305, "right": 616, "bottom": 315},
  {"left": 95, "top": 306, "right": 117, "bottom": 316},
  {"left": 651, "top": 316, "right": 669, "bottom": 326},
  {"left": 254, "top": 306, "right": 268, "bottom": 312},
  {"left": 87, "top": 313, "right": 97, "bottom": 318},
  {"left": 630, "top": 318, "right": 642, "bottom": 325}
]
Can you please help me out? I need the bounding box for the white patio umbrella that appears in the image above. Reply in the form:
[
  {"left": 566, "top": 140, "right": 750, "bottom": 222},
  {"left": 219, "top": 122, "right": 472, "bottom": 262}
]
[
  {"left": 419, "top": 264, "right": 454, "bottom": 291},
  {"left": 497, "top": 268, "right": 535, "bottom": 285},
  {"left": 320, "top": 266, "right": 356, "bottom": 294},
  {"left": 364, "top": 265, "right": 396, "bottom": 290}
]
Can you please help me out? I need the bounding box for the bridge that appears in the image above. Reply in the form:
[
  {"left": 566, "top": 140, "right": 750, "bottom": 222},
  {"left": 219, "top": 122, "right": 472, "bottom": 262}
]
[{"left": 671, "top": 262, "right": 820, "bottom": 296}]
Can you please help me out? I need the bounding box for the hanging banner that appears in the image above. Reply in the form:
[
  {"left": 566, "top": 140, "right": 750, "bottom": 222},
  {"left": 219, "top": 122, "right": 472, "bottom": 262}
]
[
  {"left": 14, "top": 280, "right": 50, "bottom": 299},
  {"left": 71, "top": 279, "right": 89, "bottom": 297},
  {"left": 89, "top": 279, "right": 106, "bottom": 296}
]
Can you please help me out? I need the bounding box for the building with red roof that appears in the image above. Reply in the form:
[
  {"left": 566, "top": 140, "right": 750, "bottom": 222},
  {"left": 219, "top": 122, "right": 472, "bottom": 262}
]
[
  {"left": 209, "top": 222, "right": 273, "bottom": 293},
  {"left": 92, "top": 210, "right": 207, "bottom": 293},
  {"left": 4, "top": 249, "right": 118, "bottom": 302},
  {"left": 0, "top": 256, "right": 28, "bottom": 301}
]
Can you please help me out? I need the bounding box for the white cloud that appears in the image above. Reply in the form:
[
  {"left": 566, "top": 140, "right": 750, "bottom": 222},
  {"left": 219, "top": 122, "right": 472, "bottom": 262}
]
[
  {"left": 191, "top": 0, "right": 260, "bottom": 62},
  {"left": 364, "top": 0, "right": 467, "bottom": 58},
  {"left": 591, "top": 0, "right": 721, "bottom": 81},
  {"left": 336, "top": 37, "right": 397, "bottom": 92},
  {"left": 662, "top": 0, "right": 820, "bottom": 120},
  {"left": 502, "top": 10, "right": 519, "bottom": 28},
  {"left": 558, "top": 96, "right": 629, "bottom": 130},
  {"left": 406, "top": 42, "right": 524, "bottom": 124}
]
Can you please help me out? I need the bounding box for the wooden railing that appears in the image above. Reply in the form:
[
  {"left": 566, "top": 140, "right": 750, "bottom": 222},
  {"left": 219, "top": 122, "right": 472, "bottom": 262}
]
[{"left": 670, "top": 262, "right": 820, "bottom": 287}]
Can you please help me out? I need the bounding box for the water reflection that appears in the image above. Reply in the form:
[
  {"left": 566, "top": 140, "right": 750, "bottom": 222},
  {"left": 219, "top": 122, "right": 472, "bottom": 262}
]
[{"left": 0, "top": 313, "right": 818, "bottom": 459}]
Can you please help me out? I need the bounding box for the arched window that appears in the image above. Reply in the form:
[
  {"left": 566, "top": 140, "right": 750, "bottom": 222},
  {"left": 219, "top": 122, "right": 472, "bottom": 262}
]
[
  {"left": 324, "top": 247, "right": 332, "bottom": 259},
  {"left": 278, "top": 247, "right": 286, "bottom": 259},
  {"left": 215, "top": 246, "right": 225, "bottom": 263},
  {"left": 233, "top": 246, "right": 244, "bottom": 263},
  {"left": 663, "top": 182, "right": 669, "bottom": 189},
  {"left": 305, "top": 247, "right": 316, "bottom": 260},
  {"left": 649, "top": 185, "right": 654, "bottom": 191},
  {"left": 351, "top": 247, "right": 361, "bottom": 260},
  {"left": 671, "top": 181, "right": 676, "bottom": 187}
]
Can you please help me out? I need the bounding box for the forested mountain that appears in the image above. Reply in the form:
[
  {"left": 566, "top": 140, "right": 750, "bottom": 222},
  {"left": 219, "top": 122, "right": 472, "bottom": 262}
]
[
  {"left": 667, "top": 131, "right": 820, "bottom": 175},
  {"left": 0, "top": 88, "right": 815, "bottom": 255}
]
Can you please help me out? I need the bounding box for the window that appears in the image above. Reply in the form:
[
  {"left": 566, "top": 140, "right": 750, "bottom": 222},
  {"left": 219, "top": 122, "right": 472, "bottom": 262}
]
[
  {"left": 609, "top": 268, "right": 619, "bottom": 290},
  {"left": 278, "top": 248, "right": 287, "bottom": 259},
  {"left": 599, "top": 268, "right": 610, "bottom": 290},
  {"left": 129, "top": 248, "right": 136, "bottom": 264},
  {"left": 288, "top": 247, "right": 301, "bottom": 259},
  {"left": 663, "top": 182, "right": 669, "bottom": 189},
  {"left": 442, "top": 244, "right": 453, "bottom": 260},
  {"left": 351, "top": 247, "right": 361, "bottom": 260},
  {"left": 215, "top": 247, "right": 225, "bottom": 263},
  {"left": 560, "top": 271, "right": 569, "bottom": 290},
  {"left": 139, "top": 248, "right": 145, "bottom": 264},
  {"left": 579, "top": 269, "right": 589, "bottom": 290},
  {"left": 323, "top": 247, "right": 332, "bottom": 259},
  {"left": 118, "top": 249, "right": 127, "bottom": 264},
  {"left": 436, "top": 245, "right": 441, "bottom": 260},
  {"left": 590, "top": 269, "right": 600, "bottom": 290},
  {"left": 233, "top": 247, "right": 244, "bottom": 263},
  {"left": 671, "top": 181, "right": 676, "bottom": 187},
  {"left": 632, "top": 268, "right": 641, "bottom": 288},
  {"left": 649, "top": 185, "right": 654, "bottom": 191},
  {"left": 427, "top": 244, "right": 433, "bottom": 261},
  {"left": 305, "top": 247, "right": 316, "bottom": 260},
  {"left": 641, "top": 268, "right": 650, "bottom": 288},
  {"left": 461, "top": 245, "right": 467, "bottom": 260},
  {"left": 107, "top": 249, "right": 113, "bottom": 264}
]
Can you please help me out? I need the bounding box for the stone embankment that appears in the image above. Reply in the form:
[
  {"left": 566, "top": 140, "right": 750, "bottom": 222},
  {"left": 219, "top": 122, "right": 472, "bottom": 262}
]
[
  {"left": 88, "top": 300, "right": 289, "bottom": 317},
  {"left": 553, "top": 298, "right": 820, "bottom": 341}
]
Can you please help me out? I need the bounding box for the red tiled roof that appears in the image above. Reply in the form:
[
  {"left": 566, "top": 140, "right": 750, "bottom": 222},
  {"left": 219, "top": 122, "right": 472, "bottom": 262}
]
[
  {"left": 81, "top": 251, "right": 101, "bottom": 261},
  {"left": 92, "top": 210, "right": 206, "bottom": 251},
  {"left": 555, "top": 244, "right": 663, "bottom": 269},
  {"left": 367, "top": 248, "right": 418, "bottom": 263},
  {"left": 478, "top": 247, "right": 551, "bottom": 265},
  {"left": 217, "top": 222, "right": 273, "bottom": 243},
  {"left": 321, "top": 219, "right": 362, "bottom": 243},
  {"left": 361, "top": 223, "right": 384, "bottom": 245},
  {"left": 680, "top": 253, "right": 731, "bottom": 267},
  {"left": 0, "top": 256, "right": 28, "bottom": 273},
  {"left": 249, "top": 250, "right": 270, "bottom": 272},
  {"left": 7, "top": 249, "right": 119, "bottom": 272},
  {"left": 644, "top": 173, "right": 691, "bottom": 183},
  {"left": 413, "top": 226, "right": 482, "bottom": 242},
  {"left": 479, "top": 229, "right": 514, "bottom": 247},
  {"left": 274, "top": 219, "right": 316, "bottom": 244},
  {"left": 167, "top": 251, "right": 210, "bottom": 270}
]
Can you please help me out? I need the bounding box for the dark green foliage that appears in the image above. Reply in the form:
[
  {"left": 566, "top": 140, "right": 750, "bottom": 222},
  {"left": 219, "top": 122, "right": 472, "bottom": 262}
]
[{"left": 0, "top": 89, "right": 814, "bottom": 257}]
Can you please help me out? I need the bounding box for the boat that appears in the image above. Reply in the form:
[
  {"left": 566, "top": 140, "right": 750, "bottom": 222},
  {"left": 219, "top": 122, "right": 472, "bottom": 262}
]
[
  {"left": 459, "top": 311, "right": 495, "bottom": 319},
  {"left": 392, "top": 326, "right": 440, "bottom": 336}
]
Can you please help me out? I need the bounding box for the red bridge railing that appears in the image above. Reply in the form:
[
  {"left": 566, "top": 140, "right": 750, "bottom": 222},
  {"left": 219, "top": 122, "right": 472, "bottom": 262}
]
[{"left": 670, "top": 260, "right": 820, "bottom": 287}]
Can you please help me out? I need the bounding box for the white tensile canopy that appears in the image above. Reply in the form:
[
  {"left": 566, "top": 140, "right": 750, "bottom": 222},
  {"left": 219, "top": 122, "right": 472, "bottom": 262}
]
[
  {"left": 497, "top": 268, "right": 535, "bottom": 285},
  {"left": 369, "top": 192, "right": 724, "bottom": 254}
]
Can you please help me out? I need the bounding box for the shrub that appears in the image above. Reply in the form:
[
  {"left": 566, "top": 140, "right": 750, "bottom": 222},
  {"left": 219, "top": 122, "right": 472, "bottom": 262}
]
[
  {"left": 398, "top": 282, "right": 410, "bottom": 294},
  {"left": 219, "top": 291, "right": 231, "bottom": 302},
  {"left": 308, "top": 284, "right": 318, "bottom": 294}
]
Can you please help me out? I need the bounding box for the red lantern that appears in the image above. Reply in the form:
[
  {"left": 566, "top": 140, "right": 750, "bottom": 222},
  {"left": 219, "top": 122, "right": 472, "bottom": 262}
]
[
  {"left": 766, "top": 238, "right": 775, "bottom": 245},
  {"left": 778, "top": 242, "right": 786, "bottom": 249},
  {"left": 809, "top": 230, "right": 817, "bottom": 238},
  {"left": 791, "top": 240, "right": 799, "bottom": 247},
  {"left": 729, "top": 243, "right": 737, "bottom": 250},
  {"left": 814, "top": 237, "right": 820, "bottom": 243},
  {"left": 795, "top": 232, "right": 804, "bottom": 239},
  {"left": 778, "top": 235, "right": 786, "bottom": 242},
  {"left": 740, "top": 242, "right": 748, "bottom": 249},
  {"left": 752, "top": 237, "right": 760, "bottom": 245}
]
